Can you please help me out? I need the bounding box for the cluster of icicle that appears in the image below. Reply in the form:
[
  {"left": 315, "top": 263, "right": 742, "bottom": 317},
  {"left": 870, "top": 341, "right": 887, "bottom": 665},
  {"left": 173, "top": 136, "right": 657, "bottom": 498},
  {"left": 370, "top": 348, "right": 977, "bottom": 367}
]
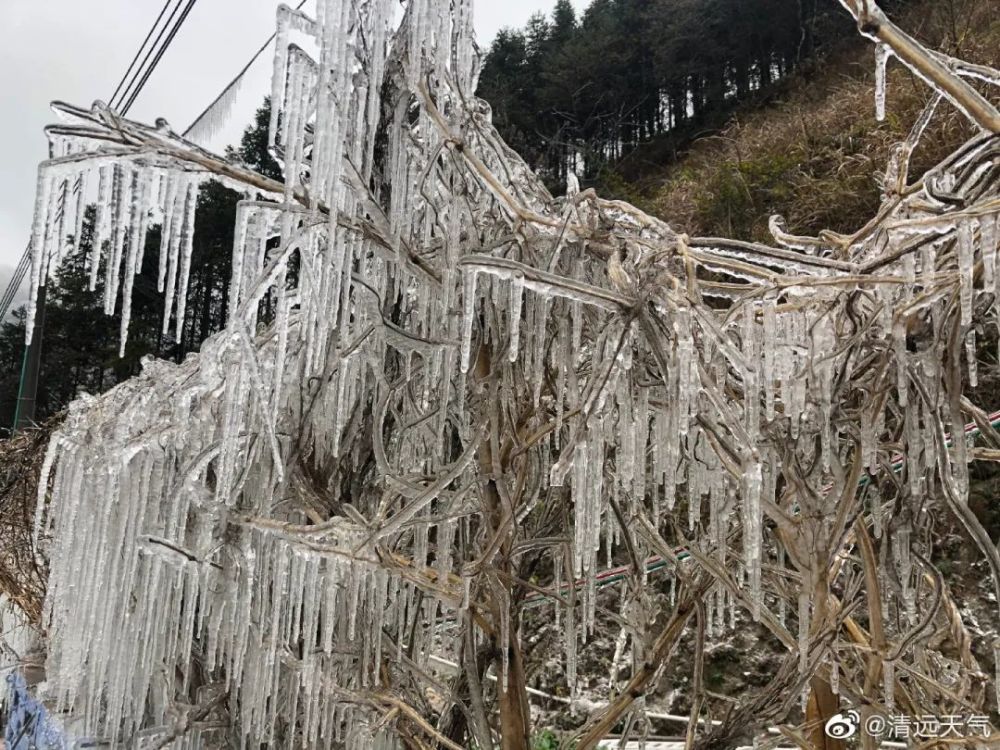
[
  {"left": 30, "top": 0, "right": 478, "bottom": 745},
  {"left": 20, "top": 0, "right": 1000, "bottom": 745}
]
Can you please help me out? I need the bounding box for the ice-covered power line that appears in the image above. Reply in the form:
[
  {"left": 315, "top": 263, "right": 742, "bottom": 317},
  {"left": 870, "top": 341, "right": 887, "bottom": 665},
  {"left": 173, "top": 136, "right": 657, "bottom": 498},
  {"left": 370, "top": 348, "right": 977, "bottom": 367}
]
[{"left": 183, "top": 0, "right": 311, "bottom": 144}]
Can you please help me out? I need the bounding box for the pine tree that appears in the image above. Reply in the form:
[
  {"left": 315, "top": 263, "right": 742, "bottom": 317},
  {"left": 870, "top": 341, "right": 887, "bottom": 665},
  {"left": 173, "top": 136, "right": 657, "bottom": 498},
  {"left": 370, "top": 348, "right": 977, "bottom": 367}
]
[{"left": 477, "top": 0, "right": 859, "bottom": 186}]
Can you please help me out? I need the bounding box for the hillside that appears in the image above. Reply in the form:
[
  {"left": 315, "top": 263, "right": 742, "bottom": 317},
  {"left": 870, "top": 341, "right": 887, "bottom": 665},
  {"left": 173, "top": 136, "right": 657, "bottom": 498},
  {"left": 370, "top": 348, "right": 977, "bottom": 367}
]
[{"left": 630, "top": 0, "right": 999, "bottom": 242}]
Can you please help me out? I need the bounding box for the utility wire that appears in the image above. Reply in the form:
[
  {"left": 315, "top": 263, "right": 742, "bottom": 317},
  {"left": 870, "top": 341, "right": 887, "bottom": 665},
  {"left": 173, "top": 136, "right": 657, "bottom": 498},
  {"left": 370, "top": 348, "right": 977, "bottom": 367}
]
[
  {"left": 113, "top": 0, "right": 187, "bottom": 112},
  {"left": 108, "top": 0, "right": 177, "bottom": 109},
  {"left": 120, "top": 0, "right": 201, "bottom": 116},
  {"left": 0, "top": 247, "right": 30, "bottom": 322},
  {"left": 112, "top": 0, "right": 186, "bottom": 111}
]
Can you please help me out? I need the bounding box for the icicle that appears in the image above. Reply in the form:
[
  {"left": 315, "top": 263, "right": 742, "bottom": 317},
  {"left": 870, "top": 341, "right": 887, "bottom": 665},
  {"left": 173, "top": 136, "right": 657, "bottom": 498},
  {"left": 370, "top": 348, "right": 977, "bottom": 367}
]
[
  {"left": 883, "top": 660, "right": 895, "bottom": 711},
  {"left": 185, "top": 73, "right": 247, "bottom": 146},
  {"left": 762, "top": 296, "right": 776, "bottom": 421},
  {"left": 983, "top": 213, "right": 997, "bottom": 294},
  {"left": 571, "top": 293, "right": 583, "bottom": 366},
  {"left": 156, "top": 175, "right": 178, "bottom": 294},
  {"left": 508, "top": 273, "right": 524, "bottom": 362},
  {"left": 566, "top": 591, "right": 577, "bottom": 695},
  {"left": 743, "top": 460, "right": 763, "bottom": 620},
  {"left": 966, "top": 329, "right": 978, "bottom": 387},
  {"left": 676, "top": 308, "right": 694, "bottom": 436},
  {"left": 460, "top": 270, "right": 477, "bottom": 372},
  {"left": 958, "top": 219, "right": 975, "bottom": 327},
  {"left": 743, "top": 303, "right": 761, "bottom": 448},
  {"left": 89, "top": 166, "right": 111, "bottom": 291},
  {"left": 875, "top": 43, "right": 890, "bottom": 121},
  {"left": 104, "top": 163, "right": 133, "bottom": 316},
  {"left": 982, "top": 213, "right": 999, "bottom": 318},
  {"left": 119, "top": 169, "right": 152, "bottom": 355},
  {"left": 174, "top": 180, "right": 199, "bottom": 341},
  {"left": 994, "top": 641, "right": 1000, "bottom": 714},
  {"left": 893, "top": 318, "right": 908, "bottom": 407},
  {"left": 862, "top": 406, "right": 875, "bottom": 471},
  {"left": 160, "top": 177, "right": 187, "bottom": 335},
  {"left": 71, "top": 170, "right": 89, "bottom": 253}
]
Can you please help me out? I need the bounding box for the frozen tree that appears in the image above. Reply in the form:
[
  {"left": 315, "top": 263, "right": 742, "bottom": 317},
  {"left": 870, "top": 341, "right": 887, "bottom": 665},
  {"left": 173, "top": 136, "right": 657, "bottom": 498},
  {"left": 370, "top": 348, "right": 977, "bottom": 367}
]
[{"left": 12, "top": 0, "right": 1000, "bottom": 747}]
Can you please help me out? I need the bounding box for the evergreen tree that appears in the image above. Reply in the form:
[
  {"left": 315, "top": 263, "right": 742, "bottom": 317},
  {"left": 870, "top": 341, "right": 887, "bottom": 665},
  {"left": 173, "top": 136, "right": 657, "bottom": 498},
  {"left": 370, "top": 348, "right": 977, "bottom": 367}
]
[
  {"left": 478, "top": 30, "right": 537, "bottom": 164},
  {"left": 477, "top": 0, "right": 860, "bottom": 188},
  {"left": 226, "top": 98, "right": 283, "bottom": 182}
]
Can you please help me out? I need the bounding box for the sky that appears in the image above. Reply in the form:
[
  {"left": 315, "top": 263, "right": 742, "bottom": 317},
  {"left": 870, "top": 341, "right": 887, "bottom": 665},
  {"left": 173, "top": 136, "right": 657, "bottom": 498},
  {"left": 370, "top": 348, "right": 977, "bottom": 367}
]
[{"left": 0, "top": 0, "right": 586, "bottom": 304}]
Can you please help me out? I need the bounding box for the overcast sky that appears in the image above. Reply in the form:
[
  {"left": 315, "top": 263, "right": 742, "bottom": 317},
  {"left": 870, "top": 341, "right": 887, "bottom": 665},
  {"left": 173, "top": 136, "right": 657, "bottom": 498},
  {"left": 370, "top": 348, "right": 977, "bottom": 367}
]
[{"left": 0, "top": 0, "right": 585, "bottom": 299}]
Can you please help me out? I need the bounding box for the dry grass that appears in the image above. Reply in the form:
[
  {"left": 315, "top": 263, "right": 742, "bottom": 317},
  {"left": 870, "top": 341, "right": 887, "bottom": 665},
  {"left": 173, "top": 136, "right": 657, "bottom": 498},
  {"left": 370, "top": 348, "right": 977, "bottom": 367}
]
[
  {"left": 0, "top": 418, "right": 59, "bottom": 625},
  {"left": 644, "top": 0, "right": 1000, "bottom": 242}
]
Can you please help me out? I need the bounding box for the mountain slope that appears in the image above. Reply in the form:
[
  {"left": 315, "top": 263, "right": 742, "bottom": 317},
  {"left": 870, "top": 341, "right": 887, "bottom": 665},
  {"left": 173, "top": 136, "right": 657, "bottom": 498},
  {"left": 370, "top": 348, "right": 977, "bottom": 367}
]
[{"left": 634, "top": 0, "right": 999, "bottom": 242}]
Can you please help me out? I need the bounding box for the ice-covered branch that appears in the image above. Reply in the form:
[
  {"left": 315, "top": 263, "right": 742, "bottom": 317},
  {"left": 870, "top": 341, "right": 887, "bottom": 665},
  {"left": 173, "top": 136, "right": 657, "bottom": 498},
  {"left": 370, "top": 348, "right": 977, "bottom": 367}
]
[{"left": 839, "top": 0, "right": 1000, "bottom": 132}]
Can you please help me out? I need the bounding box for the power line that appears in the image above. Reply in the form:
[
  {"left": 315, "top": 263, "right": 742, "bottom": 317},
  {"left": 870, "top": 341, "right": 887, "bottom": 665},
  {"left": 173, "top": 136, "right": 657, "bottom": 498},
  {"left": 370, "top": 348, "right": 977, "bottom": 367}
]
[
  {"left": 108, "top": 0, "right": 178, "bottom": 110},
  {"left": 0, "top": 246, "right": 30, "bottom": 322},
  {"left": 112, "top": 0, "right": 187, "bottom": 112},
  {"left": 0, "top": 248, "right": 29, "bottom": 307},
  {"left": 120, "top": 0, "right": 201, "bottom": 116}
]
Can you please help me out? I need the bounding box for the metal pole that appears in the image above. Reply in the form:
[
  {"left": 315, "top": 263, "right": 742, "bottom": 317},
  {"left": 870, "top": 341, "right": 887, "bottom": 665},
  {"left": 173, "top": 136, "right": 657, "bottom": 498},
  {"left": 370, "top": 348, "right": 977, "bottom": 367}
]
[{"left": 13, "top": 283, "right": 46, "bottom": 431}]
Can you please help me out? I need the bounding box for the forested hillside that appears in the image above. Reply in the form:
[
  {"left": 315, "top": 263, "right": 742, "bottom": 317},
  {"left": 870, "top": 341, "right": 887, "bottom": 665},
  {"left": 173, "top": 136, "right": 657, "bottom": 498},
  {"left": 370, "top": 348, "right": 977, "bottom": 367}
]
[
  {"left": 477, "top": 0, "right": 861, "bottom": 186},
  {"left": 645, "top": 0, "right": 1000, "bottom": 241}
]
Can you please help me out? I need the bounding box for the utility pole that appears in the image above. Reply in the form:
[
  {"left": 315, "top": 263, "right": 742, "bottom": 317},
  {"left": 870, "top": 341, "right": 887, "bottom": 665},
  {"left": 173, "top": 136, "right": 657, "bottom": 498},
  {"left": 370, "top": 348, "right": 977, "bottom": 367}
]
[{"left": 13, "top": 282, "right": 46, "bottom": 431}]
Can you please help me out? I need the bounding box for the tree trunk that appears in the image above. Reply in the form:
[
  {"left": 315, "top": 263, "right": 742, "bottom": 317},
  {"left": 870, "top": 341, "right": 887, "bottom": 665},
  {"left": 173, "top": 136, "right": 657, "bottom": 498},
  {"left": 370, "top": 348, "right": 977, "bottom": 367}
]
[
  {"left": 807, "top": 678, "right": 845, "bottom": 750},
  {"left": 474, "top": 341, "right": 531, "bottom": 750},
  {"left": 497, "top": 629, "right": 531, "bottom": 750},
  {"left": 807, "top": 549, "right": 844, "bottom": 750}
]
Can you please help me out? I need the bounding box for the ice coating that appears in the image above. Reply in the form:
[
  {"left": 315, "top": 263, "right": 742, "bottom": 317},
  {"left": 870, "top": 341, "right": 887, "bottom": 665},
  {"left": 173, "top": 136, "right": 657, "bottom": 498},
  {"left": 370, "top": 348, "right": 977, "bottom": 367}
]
[{"left": 17, "top": 0, "right": 1000, "bottom": 745}]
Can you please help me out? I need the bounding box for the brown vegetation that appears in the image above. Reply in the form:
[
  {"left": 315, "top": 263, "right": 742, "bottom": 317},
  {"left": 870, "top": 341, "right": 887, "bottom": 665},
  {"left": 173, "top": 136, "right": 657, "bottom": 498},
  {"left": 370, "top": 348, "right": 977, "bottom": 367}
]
[
  {"left": 0, "top": 417, "right": 56, "bottom": 624},
  {"left": 642, "top": 0, "right": 999, "bottom": 242}
]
